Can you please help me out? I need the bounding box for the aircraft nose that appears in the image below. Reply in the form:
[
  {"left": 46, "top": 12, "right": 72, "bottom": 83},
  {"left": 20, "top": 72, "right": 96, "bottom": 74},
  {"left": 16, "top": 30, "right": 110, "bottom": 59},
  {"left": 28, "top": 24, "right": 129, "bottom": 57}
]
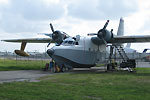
[{"left": 47, "top": 49, "right": 54, "bottom": 56}]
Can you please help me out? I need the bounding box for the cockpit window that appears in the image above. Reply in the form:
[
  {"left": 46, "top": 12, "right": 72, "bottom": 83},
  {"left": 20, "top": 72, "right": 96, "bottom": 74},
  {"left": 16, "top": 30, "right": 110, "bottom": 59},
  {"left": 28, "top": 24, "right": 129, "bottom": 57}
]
[
  {"left": 64, "top": 41, "right": 68, "bottom": 44},
  {"left": 62, "top": 37, "right": 78, "bottom": 46},
  {"left": 68, "top": 41, "right": 73, "bottom": 44},
  {"left": 62, "top": 40, "right": 75, "bottom": 46}
]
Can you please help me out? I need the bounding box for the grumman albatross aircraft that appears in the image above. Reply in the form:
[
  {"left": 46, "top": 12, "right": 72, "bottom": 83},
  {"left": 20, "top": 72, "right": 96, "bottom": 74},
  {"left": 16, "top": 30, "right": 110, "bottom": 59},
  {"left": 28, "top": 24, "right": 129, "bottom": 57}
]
[{"left": 2, "top": 18, "right": 150, "bottom": 69}]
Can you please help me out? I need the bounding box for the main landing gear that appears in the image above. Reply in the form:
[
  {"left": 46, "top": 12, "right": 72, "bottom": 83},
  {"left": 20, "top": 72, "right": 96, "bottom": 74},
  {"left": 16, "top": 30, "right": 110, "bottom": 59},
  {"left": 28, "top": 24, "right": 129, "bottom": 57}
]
[
  {"left": 107, "top": 45, "right": 136, "bottom": 72},
  {"left": 49, "top": 61, "right": 69, "bottom": 73}
]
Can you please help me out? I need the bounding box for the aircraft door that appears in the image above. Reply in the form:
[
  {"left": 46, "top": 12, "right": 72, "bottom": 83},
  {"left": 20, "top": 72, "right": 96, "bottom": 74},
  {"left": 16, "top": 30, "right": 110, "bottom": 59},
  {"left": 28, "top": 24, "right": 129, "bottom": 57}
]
[
  {"left": 96, "top": 45, "right": 107, "bottom": 63},
  {"left": 83, "top": 37, "right": 97, "bottom": 65}
]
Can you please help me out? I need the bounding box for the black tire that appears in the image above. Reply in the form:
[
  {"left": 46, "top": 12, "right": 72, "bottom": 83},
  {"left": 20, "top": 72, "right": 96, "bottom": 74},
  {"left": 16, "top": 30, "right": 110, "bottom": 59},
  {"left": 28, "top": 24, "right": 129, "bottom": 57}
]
[
  {"left": 51, "top": 67, "right": 56, "bottom": 73},
  {"left": 61, "top": 64, "right": 66, "bottom": 72}
]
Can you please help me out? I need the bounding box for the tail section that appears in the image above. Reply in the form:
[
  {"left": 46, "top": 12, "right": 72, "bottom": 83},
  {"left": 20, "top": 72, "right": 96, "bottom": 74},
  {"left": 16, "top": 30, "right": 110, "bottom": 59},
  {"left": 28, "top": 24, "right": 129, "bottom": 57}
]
[
  {"left": 126, "top": 43, "right": 131, "bottom": 48},
  {"left": 143, "top": 49, "right": 150, "bottom": 53},
  {"left": 116, "top": 17, "right": 124, "bottom": 46},
  {"left": 117, "top": 17, "right": 124, "bottom": 36}
]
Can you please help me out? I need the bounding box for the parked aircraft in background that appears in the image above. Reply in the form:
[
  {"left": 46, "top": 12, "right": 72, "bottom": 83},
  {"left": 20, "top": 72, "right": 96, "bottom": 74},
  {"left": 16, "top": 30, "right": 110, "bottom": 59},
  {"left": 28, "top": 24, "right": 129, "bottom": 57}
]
[
  {"left": 116, "top": 18, "right": 137, "bottom": 53},
  {"left": 2, "top": 18, "right": 150, "bottom": 69},
  {"left": 124, "top": 43, "right": 137, "bottom": 53},
  {"left": 143, "top": 48, "right": 150, "bottom": 53}
]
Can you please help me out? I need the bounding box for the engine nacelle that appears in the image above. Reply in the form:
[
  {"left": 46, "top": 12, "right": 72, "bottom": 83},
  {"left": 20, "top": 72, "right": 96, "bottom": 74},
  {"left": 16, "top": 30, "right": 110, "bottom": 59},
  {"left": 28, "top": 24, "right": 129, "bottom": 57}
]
[
  {"left": 91, "top": 29, "right": 113, "bottom": 45},
  {"left": 15, "top": 50, "right": 29, "bottom": 56},
  {"left": 52, "top": 31, "right": 69, "bottom": 45},
  {"left": 97, "top": 29, "right": 112, "bottom": 42},
  {"left": 91, "top": 37, "right": 105, "bottom": 45},
  {"left": 90, "top": 20, "right": 113, "bottom": 45}
]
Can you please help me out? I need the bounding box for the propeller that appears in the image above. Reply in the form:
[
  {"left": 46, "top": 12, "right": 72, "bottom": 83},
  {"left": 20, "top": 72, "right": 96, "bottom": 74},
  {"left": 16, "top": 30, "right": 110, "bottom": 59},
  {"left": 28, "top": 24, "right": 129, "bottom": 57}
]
[
  {"left": 47, "top": 23, "right": 55, "bottom": 47},
  {"left": 97, "top": 20, "right": 109, "bottom": 38},
  {"left": 39, "top": 23, "right": 69, "bottom": 47},
  {"left": 103, "top": 20, "right": 109, "bottom": 30},
  {"left": 87, "top": 33, "right": 97, "bottom": 36},
  {"left": 47, "top": 23, "right": 69, "bottom": 47},
  {"left": 50, "top": 23, "right": 55, "bottom": 33},
  {"left": 88, "top": 20, "right": 109, "bottom": 36},
  {"left": 97, "top": 20, "right": 109, "bottom": 45},
  {"left": 88, "top": 20, "right": 112, "bottom": 45}
]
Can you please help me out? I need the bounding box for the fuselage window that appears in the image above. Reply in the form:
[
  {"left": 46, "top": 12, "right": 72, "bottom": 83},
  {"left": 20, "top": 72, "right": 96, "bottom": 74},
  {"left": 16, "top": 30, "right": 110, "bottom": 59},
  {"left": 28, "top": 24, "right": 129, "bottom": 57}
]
[
  {"left": 68, "top": 41, "right": 73, "bottom": 44},
  {"left": 62, "top": 41, "right": 67, "bottom": 45},
  {"left": 62, "top": 41, "right": 75, "bottom": 46},
  {"left": 64, "top": 41, "right": 68, "bottom": 44},
  {"left": 75, "top": 42, "right": 79, "bottom": 45}
]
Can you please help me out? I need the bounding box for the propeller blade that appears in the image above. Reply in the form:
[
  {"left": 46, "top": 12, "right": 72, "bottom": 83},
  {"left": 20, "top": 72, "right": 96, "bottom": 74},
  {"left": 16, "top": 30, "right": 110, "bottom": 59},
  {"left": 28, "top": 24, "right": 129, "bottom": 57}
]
[
  {"left": 111, "top": 29, "right": 113, "bottom": 33},
  {"left": 47, "top": 42, "right": 51, "bottom": 47},
  {"left": 38, "top": 33, "right": 52, "bottom": 37},
  {"left": 101, "top": 37, "right": 107, "bottom": 45},
  {"left": 87, "top": 33, "right": 97, "bottom": 36},
  {"left": 103, "top": 20, "right": 109, "bottom": 30},
  {"left": 50, "top": 23, "right": 55, "bottom": 33},
  {"left": 47, "top": 39, "right": 52, "bottom": 47},
  {"left": 45, "top": 33, "right": 53, "bottom": 37}
]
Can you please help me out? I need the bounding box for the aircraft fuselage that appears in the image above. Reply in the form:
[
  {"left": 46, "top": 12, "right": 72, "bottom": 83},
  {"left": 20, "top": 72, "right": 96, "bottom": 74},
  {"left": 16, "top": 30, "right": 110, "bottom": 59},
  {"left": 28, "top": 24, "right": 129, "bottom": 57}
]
[{"left": 47, "top": 36, "right": 108, "bottom": 68}]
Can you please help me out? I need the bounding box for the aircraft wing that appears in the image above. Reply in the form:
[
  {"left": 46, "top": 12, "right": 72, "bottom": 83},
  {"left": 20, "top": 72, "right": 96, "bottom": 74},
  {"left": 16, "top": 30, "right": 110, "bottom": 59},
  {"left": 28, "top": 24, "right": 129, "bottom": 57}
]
[
  {"left": 1, "top": 38, "right": 55, "bottom": 56},
  {"left": 2, "top": 38, "right": 54, "bottom": 43},
  {"left": 110, "top": 35, "right": 150, "bottom": 43}
]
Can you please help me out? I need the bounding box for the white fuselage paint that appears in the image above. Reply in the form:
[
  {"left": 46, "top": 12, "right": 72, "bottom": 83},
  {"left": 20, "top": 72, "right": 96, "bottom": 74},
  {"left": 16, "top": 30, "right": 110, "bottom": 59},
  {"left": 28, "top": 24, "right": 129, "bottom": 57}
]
[{"left": 50, "top": 36, "right": 109, "bottom": 68}]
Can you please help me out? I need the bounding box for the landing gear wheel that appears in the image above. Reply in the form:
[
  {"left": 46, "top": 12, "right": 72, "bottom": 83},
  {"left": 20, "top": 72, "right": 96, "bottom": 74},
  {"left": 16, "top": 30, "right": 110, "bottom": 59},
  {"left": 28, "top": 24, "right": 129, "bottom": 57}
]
[
  {"left": 51, "top": 67, "right": 56, "bottom": 73},
  {"left": 61, "top": 65, "right": 66, "bottom": 72}
]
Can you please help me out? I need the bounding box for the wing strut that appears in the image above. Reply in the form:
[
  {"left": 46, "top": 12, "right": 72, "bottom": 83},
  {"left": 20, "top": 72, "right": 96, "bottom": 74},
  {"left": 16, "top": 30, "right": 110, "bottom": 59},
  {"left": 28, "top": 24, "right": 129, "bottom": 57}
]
[
  {"left": 21, "top": 42, "right": 27, "bottom": 51},
  {"left": 14, "top": 42, "right": 29, "bottom": 56}
]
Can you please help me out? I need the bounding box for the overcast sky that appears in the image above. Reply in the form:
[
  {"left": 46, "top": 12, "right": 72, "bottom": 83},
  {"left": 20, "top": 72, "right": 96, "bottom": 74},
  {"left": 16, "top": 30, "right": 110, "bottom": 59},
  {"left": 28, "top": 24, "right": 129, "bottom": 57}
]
[{"left": 0, "top": 0, "right": 150, "bottom": 52}]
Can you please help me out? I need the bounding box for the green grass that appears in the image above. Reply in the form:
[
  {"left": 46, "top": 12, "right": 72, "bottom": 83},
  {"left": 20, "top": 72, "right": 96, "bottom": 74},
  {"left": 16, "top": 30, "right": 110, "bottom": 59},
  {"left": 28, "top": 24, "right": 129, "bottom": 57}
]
[
  {"left": 0, "top": 59, "right": 48, "bottom": 71},
  {"left": 96, "top": 63, "right": 105, "bottom": 67},
  {"left": 0, "top": 68, "right": 150, "bottom": 100}
]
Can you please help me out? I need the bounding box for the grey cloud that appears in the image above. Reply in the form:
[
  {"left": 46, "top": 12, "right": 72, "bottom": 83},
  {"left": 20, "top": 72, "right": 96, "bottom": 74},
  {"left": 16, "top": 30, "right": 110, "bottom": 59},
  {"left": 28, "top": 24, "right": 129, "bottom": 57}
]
[
  {"left": 7, "top": 0, "right": 65, "bottom": 21},
  {"left": 0, "top": 0, "right": 65, "bottom": 33},
  {"left": 0, "top": 13, "right": 48, "bottom": 34},
  {"left": 139, "top": 20, "right": 150, "bottom": 33},
  {"left": 67, "top": 0, "right": 99, "bottom": 20},
  {"left": 67, "top": 0, "right": 138, "bottom": 20}
]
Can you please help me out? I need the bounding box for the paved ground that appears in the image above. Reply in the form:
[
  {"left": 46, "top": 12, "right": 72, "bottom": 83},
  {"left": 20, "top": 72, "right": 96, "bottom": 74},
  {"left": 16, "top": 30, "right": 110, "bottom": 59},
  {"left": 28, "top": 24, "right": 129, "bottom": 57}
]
[
  {"left": 0, "top": 70, "right": 56, "bottom": 84},
  {"left": 0, "top": 69, "right": 102, "bottom": 84},
  {"left": 0, "top": 62, "right": 150, "bottom": 84},
  {"left": 136, "top": 62, "right": 150, "bottom": 68}
]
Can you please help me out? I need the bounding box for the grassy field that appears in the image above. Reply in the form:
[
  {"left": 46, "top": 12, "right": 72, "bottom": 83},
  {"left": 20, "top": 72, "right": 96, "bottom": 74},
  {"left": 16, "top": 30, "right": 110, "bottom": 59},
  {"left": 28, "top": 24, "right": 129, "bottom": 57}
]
[
  {"left": 0, "top": 59, "right": 48, "bottom": 71},
  {"left": 0, "top": 68, "right": 150, "bottom": 100}
]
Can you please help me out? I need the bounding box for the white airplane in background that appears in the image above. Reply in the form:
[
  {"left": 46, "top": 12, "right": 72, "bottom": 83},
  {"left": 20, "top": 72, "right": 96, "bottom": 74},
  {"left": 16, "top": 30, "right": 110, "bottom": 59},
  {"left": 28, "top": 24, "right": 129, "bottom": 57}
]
[
  {"left": 124, "top": 43, "right": 137, "bottom": 53},
  {"left": 116, "top": 18, "right": 137, "bottom": 53},
  {"left": 2, "top": 18, "right": 150, "bottom": 70},
  {"left": 143, "top": 48, "right": 150, "bottom": 53}
]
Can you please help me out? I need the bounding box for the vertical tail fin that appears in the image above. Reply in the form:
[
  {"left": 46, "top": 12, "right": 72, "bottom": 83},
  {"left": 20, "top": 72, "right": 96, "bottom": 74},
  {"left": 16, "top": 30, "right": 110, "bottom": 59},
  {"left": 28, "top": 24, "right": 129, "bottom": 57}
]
[
  {"left": 116, "top": 17, "right": 124, "bottom": 46},
  {"left": 117, "top": 17, "right": 124, "bottom": 36},
  {"left": 126, "top": 43, "right": 131, "bottom": 48}
]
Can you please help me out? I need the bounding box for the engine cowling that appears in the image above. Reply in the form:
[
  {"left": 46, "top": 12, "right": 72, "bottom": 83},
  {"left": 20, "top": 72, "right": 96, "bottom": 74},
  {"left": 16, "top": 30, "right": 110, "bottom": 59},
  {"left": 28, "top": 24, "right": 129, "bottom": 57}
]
[
  {"left": 97, "top": 29, "right": 112, "bottom": 42},
  {"left": 91, "top": 29, "right": 113, "bottom": 45},
  {"left": 90, "top": 20, "right": 113, "bottom": 45},
  {"left": 15, "top": 50, "right": 29, "bottom": 56},
  {"left": 52, "top": 31, "right": 66, "bottom": 45},
  {"left": 47, "top": 24, "right": 70, "bottom": 47}
]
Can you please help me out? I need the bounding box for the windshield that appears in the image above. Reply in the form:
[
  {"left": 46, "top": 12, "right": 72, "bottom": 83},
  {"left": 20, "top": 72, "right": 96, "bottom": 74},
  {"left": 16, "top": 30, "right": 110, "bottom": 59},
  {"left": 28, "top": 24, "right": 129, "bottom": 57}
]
[
  {"left": 62, "top": 40, "right": 75, "bottom": 46},
  {"left": 68, "top": 41, "right": 73, "bottom": 44}
]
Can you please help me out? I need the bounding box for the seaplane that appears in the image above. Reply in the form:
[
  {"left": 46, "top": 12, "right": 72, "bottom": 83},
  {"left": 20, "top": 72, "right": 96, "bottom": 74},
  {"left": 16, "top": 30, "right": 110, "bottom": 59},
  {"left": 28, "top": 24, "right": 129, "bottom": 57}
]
[{"left": 2, "top": 18, "right": 150, "bottom": 71}]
